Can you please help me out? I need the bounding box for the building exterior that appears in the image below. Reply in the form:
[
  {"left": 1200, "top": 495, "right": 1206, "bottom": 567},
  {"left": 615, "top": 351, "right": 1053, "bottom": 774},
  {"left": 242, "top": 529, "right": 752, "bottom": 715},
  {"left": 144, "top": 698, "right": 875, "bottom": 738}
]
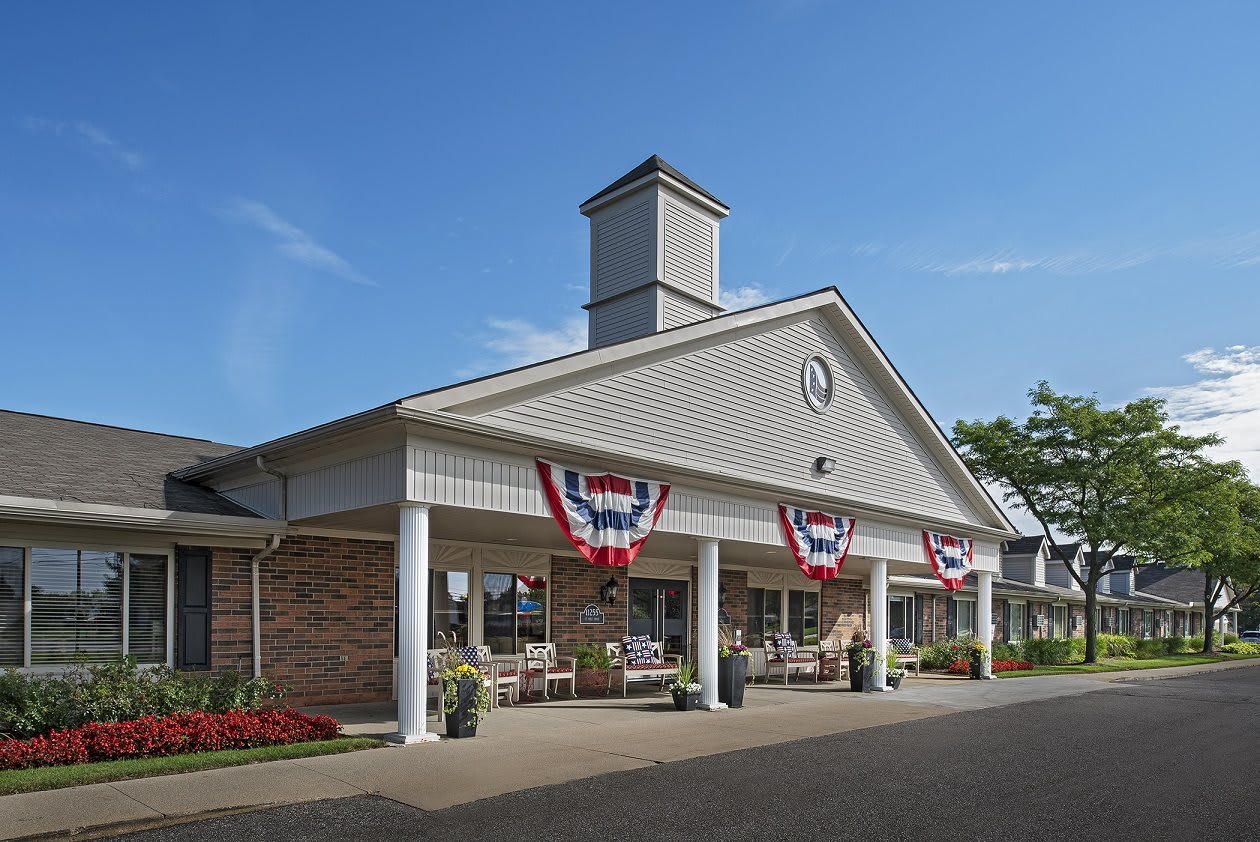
[{"left": 0, "top": 157, "right": 1228, "bottom": 743}]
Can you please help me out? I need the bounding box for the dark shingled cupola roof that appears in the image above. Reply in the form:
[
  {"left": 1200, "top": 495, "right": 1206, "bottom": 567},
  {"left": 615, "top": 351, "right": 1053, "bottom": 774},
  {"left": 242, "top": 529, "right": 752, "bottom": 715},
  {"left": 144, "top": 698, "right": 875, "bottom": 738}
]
[{"left": 582, "top": 154, "right": 729, "bottom": 210}]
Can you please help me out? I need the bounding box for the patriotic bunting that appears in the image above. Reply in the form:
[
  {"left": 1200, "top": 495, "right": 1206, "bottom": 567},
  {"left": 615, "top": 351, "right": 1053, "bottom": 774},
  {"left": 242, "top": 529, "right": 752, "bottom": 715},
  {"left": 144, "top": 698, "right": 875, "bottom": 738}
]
[
  {"left": 535, "top": 459, "right": 671, "bottom": 567},
  {"left": 777, "top": 504, "right": 857, "bottom": 580},
  {"left": 922, "top": 530, "right": 974, "bottom": 591}
]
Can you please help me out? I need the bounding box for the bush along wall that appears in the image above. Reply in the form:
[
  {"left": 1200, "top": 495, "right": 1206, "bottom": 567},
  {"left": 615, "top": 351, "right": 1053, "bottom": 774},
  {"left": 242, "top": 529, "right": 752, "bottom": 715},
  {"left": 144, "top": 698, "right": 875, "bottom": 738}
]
[{"left": 0, "top": 709, "right": 341, "bottom": 771}]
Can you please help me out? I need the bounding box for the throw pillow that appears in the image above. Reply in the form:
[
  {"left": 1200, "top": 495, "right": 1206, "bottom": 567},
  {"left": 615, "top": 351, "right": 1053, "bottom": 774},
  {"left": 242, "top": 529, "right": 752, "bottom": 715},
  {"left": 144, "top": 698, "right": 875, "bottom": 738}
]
[{"left": 622, "top": 634, "right": 657, "bottom": 666}]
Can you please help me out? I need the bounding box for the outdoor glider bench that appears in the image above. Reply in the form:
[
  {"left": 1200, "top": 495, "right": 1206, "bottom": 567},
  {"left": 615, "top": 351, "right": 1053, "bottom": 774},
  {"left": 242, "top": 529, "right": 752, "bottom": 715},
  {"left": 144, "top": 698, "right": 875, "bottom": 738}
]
[
  {"left": 762, "top": 632, "right": 820, "bottom": 685},
  {"left": 606, "top": 636, "right": 681, "bottom": 697},
  {"left": 887, "top": 638, "right": 921, "bottom": 676}
]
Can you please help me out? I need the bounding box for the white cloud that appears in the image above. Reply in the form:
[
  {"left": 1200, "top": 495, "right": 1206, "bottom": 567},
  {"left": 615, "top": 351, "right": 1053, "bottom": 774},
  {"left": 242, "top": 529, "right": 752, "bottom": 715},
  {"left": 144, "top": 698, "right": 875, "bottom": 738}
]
[
  {"left": 482, "top": 317, "right": 588, "bottom": 368},
  {"left": 224, "top": 198, "right": 374, "bottom": 286},
  {"left": 776, "top": 235, "right": 798, "bottom": 267},
  {"left": 1151, "top": 346, "right": 1260, "bottom": 481},
  {"left": 21, "top": 117, "right": 144, "bottom": 170},
  {"left": 720, "top": 285, "right": 771, "bottom": 311},
  {"left": 920, "top": 249, "right": 1152, "bottom": 276}
]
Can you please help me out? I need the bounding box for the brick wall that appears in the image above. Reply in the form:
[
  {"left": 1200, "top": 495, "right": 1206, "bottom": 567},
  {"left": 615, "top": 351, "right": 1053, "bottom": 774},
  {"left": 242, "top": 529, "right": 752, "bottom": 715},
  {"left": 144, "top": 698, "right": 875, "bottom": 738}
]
[
  {"left": 821, "top": 577, "right": 867, "bottom": 643},
  {"left": 719, "top": 569, "right": 748, "bottom": 639},
  {"left": 547, "top": 556, "right": 629, "bottom": 660},
  {"left": 201, "top": 534, "right": 396, "bottom": 706},
  {"left": 1069, "top": 603, "right": 1086, "bottom": 638},
  {"left": 1029, "top": 600, "right": 1051, "bottom": 639}
]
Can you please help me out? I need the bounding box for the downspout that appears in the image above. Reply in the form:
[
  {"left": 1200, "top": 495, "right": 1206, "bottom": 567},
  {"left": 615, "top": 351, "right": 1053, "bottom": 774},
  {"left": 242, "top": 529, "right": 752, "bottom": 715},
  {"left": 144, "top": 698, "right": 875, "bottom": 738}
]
[
  {"left": 251, "top": 534, "right": 282, "bottom": 678},
  {"left": 252, "top": 456, "right": 288, "bottom": 680}
]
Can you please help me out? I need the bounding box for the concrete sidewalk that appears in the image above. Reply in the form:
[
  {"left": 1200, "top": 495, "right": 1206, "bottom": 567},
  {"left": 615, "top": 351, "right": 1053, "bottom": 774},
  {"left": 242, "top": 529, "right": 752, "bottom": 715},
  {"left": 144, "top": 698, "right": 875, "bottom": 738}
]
[{"left": 2, "top": 659, "right": 1255, "bottom": 841}]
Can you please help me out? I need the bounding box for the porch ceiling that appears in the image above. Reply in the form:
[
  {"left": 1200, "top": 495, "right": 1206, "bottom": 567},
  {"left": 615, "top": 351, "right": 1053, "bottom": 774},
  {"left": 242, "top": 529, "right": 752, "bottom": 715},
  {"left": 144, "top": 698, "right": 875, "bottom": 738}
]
[{"left": 296, "top": 504, "right": 927, "bottom": 579}]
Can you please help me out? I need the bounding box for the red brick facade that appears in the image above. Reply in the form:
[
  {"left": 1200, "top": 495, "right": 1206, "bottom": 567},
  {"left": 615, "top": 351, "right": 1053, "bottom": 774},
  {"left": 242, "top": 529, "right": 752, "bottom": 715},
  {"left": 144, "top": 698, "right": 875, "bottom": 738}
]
[
  {"left": 547, "top": 556, "right": 629, "bottom": 660},
  {"left": 199, "top": 534, "right": 396, "bottom": 706},
  {"left": 821, "top": 578, "right": 866, "bottom": 643}
]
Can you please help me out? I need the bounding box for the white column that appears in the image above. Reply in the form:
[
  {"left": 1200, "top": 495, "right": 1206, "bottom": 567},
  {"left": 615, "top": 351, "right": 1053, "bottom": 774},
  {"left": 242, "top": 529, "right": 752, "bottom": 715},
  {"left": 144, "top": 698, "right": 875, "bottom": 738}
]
[
  {"left": 697, "top": 538, "right": 726, "bottom": 711},
  {"left": 387, "top": 503, "right": 439, "bottom": 744},
  {"left": 870, "top": 558, "right": 888, "bottom": 690},
  {"left": 977, "top": 570, "right": 994, "bottom": 679}
]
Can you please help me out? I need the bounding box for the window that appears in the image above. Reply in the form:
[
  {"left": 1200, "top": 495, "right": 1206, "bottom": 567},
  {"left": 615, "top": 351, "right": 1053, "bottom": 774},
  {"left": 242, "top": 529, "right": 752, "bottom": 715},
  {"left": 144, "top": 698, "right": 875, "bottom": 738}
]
[
  {"left": 430, "top": 570, "right": 469, "bottom": 647},
  {"left": 955, "top": 598, "right": 976, "bottom": 637},
  {"left": 787, "top": 590, "right": 820, "bottom": 646},
  {"left": 482, "top": 573, "right": 547, "bottom": 654},
  {"left": 746, "top": 588, "right": 782, "bottom": 647},
  {"left": 1052, "top": 605, "right": 1067, "bottom": 639},
  {"left": 1009, "top": 602, "right": 1025, "bottom": 642},
  {"left": 1142, "top": 609, "right": 1154, "bottom": 639},
  {"left": 1118, "top": 608, "right": 1131, "bottom": 635},
  {"left": 887, "top": 595, "right": 911, "bottom": 641},
  {"left": 0, "top": 545, "right": 171, "bottom": 668}
]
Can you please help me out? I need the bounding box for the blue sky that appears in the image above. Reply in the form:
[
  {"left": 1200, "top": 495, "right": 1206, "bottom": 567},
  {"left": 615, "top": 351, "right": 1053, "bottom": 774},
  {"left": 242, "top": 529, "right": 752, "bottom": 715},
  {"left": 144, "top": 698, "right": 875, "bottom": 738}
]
[{"left": 3, "top": 2, "right": 1259, "bottom": 524}]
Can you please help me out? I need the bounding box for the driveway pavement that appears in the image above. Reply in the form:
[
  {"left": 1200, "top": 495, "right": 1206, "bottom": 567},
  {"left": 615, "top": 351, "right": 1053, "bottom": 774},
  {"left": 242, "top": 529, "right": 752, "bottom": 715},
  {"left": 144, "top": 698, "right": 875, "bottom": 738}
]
[{"left": 2, "top": 660, "right": 1254, "bottom": 840}]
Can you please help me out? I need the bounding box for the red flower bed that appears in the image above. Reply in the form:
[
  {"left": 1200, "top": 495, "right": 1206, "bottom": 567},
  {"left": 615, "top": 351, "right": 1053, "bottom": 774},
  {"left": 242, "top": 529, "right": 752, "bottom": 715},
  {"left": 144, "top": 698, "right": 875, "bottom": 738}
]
[
  {"left": 0, "top": 709, "right": 340, "bottom": 771},
  {"left": 947, "top": 659, "right": 1035, "bottom": 674}
]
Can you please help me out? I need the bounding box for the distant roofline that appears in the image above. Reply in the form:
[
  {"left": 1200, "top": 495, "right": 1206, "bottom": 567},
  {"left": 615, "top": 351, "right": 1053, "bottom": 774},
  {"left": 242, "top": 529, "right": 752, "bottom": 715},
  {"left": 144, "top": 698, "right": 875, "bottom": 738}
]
[
  {"left": 581, "top": 154, "right": 729, "bottom": 211},
  {"left": 0, "top": 408, "right": 240, "bottom": 448}
]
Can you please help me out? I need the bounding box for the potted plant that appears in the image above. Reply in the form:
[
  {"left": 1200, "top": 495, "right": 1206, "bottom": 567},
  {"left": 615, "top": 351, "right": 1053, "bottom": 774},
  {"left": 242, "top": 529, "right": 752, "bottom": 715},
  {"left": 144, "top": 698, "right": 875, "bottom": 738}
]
[
  {"left": 717, "top": 627, "right": 751, "bottom": 708},
  {"left": 669, "top": 661, "right": 702, "bottom": 711},
  {"left": 968, "top": 640, "right": 987, "bottom": 680},
  {"left": 574, "top": 643, "right": 613, "bottom": 697},
  {"left": 441, "top": 662, "right": 490, "bottom": 738},
  {"left": 845, "top": 634, "right": 874, "bottom": 692},
  {"left": 882, "top": 650, "right": 907, "bottom": 690}
]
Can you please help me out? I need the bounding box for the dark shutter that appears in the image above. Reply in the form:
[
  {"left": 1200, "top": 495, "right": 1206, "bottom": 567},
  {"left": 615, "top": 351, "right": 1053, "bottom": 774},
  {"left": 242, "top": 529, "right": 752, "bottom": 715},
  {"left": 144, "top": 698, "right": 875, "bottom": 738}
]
[
  {"left": 177, "top": 547, "right": 212, "bottom": 669},
  {"left": 913, "top": 594, "right": 925, "bottom": 645},
  {"left": 1001, "top": 600, "right": 1010, "bottom": 642},
  {"left": 946, "top": 596, "right": 956, "bottom": 637},
  {"left": 1025, "top": 602, "right": 1033, "bottom": 639}
]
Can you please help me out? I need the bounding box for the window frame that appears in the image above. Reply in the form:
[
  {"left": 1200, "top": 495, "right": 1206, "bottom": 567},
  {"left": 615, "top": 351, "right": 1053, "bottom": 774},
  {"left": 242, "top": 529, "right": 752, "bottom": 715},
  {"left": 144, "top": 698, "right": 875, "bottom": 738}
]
[
  {"left": 955, "top": 597, "right": 977, "bottom": 637},
  {"left": 786, "top": 589, "right": 820, "bottom": 646},
  {"left": 1052, "top": 604, "right": 1068, "bottom": 639},
  {"left": 0, "top": 541, "right": 174, "bottom": 671},
  {"left": 1008, "top": 602, "right": 1026, "bottom": 642},
  {"left": 746, "top": 587, "right": 783, "bottom": 647}
]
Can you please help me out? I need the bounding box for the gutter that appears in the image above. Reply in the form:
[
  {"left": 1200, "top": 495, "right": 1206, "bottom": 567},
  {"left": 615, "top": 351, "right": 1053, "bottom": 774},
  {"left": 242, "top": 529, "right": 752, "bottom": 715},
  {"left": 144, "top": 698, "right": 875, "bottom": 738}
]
[
  {"left": 251, "top": 533, "right": 283, "bottom": 679},
  {"left": 255, "top": 456, "right": 288, "bottom": 519}
]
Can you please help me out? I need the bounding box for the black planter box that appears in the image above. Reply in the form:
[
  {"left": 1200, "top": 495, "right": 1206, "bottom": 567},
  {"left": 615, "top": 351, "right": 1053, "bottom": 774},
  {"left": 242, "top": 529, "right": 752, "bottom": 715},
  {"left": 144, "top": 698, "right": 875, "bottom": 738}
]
[
  {"left": 673, "top": 691, "right": 701, "bottom": 711},
  {"left": 717, "top": 655, "right": 748, "bottom": 708},
  {"left": 445, "top": 677, "right": 480, "bottom": 738},
  {"left": 969, "top": 655, "right": 983, "bottom": 680},
  {"left": 847, "top": 652, "right": 868, "bottom": 692}
]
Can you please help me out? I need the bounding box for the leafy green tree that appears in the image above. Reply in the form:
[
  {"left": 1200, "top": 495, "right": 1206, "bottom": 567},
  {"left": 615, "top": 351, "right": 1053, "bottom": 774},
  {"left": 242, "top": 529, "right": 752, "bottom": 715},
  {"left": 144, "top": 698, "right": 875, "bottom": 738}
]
[{"left": 952, "top": 382, "right": 1226, "bottom": 663}]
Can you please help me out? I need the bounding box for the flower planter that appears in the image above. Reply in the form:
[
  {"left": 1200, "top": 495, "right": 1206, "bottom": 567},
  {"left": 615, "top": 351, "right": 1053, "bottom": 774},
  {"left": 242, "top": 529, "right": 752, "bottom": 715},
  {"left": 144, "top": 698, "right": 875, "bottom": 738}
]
[
  {"left": 847, "top": 652, "right": 868, "bottom": 692},
  {"left": 717, "top": 655, "right": 748, "bottom": 708},
  {"left": 969, "top": 654, "right": 983, "bottom": 680},
  {"left": 445, "top": 678, "right": 480, "bottom": 738},
  {"left": 672, "top": 691, "right": 701, "bottom": 711},
  {"left": 576, "top": 668, "right": 610, "bottom": 698},
  {"left": 888, "top": 673, "right": 904, "bottom": 691}
]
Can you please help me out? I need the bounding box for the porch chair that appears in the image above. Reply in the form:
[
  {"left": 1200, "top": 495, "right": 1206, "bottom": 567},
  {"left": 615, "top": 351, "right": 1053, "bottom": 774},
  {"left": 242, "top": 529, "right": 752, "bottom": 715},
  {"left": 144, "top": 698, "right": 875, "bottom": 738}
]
[
  {"left": 762, "top": 632, "right": 819, "bottom": 685},
  {"left": 818, "top": 639, "right": 848, "bottom": 681},
  {"left": 476, "top": 645, "right": 524, "bottom": 707},
  {"left": 887, "top": 639, "right": 920, "bottom": 676},
  {"left": 523, "top": 643, "right": 577, "bottom": 699},
  {"left": 606, "top": 636, "right": 681, "bottom": 698}
]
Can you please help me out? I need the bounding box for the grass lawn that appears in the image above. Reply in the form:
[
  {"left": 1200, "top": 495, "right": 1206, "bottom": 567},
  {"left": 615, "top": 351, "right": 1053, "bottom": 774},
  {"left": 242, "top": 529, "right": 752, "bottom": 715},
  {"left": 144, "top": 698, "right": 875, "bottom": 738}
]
[
  {"left": 0, "top": 737, "right": 385, "bottom": 796},
  {"left": 996, "top": 652, "right": 1260, "bottom": 678}
]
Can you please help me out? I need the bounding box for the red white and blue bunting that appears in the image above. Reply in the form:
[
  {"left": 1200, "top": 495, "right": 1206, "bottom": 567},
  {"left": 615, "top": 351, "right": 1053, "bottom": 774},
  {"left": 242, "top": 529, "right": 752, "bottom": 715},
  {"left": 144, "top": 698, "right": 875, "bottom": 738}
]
[
  {"left": 922, "top": 530, "right": 974, "bottom": 591},
  {"left": 777, "top": 505, "right": 857, "bottom": 580},
  {"left": 535, "top": 459, "right": 671, "bottom": 567}
]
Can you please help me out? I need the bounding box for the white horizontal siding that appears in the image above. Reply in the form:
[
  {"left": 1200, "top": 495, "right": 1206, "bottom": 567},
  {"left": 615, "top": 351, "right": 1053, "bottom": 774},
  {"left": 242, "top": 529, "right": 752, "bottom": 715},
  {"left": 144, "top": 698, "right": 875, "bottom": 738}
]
[
  {"left": 478, "top": 314, "right": 984, "bottom": 526},
  {"left": 593, "top": 200, "right": 653, "bottom": 302},
  {"left": 662, "top": 290, "right": 716, "bottom": 330},
  {"left": 663, "top": 200, "right": 713, "bottom": 301},
  {"left": 591, "top": 287, "right": 655, "bottom": 347},
  {"left": 288, "top": 448, "right": 406, "bottom": 520},
  {"left": 221, "top": 480, "right": 282, "bottom": 518},
  {"left": 410, "top": 445, "right": 997, "bottom": 569}
]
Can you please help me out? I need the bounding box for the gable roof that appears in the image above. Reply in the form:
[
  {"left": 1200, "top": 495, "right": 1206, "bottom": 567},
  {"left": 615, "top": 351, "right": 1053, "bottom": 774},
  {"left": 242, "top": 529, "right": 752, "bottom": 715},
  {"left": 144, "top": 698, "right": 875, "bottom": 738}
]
[
  {"left": 1004, "top": 535, "right": 1046, "bottom": 556},
  {"left": 582, "top": 155, "right": 728, "bottom": 210},
  {"left": 0, "top": 410, "right": 258, "bottom": 517},
  {"left": 1136, "top": 564, "right": 1211, "bottom": 604}
]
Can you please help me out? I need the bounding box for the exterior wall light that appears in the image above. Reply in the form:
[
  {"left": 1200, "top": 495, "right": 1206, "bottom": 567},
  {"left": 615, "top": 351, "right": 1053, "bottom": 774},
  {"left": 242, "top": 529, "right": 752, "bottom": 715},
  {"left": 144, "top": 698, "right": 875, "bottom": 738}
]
[
  {"left": 718, "top": 582, "right": 727, "bottom": 607},
  {"left": 814, "top": 456, "right": 837, "bottom": 474},
  {"left": 599, "top": 575, "right": 618, "bottom": 606}
]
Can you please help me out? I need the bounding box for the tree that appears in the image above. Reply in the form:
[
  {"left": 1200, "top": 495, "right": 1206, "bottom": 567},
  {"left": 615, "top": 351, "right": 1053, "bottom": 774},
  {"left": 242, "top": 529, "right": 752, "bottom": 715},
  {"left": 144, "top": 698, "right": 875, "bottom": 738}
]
[{"left": 952, "top": 382, "right": 1226, "bottom": 664}]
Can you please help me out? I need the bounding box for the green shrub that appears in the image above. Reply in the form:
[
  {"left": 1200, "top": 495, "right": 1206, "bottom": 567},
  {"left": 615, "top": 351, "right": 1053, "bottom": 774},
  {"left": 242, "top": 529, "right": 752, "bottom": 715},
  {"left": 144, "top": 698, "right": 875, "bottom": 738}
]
[
  {"left": 574, "top": 644, "right": 613, "bottom": 670},
  {"left": 1220, "top": 641, "right": 1260, "bottom": 655},
  {"left": 1067, "top": 638, "right": 1087, "bottom": 661},
  {"left": 1224, "top": 633, "right": 1239, "bottom": 645},
  {"left": 919, "top": 637, "right": 972, "bottom": 670},
  {"left": 990, "top": 642, "right": 1022, "bottom": 662},
  {"left": 1134, "top": 639, "right": 1167, "bottom": 659},
  {"left": 1020, "top": 638, "right": 1074, "bottom": 665},
  {"left": 0, "top": 658, "right": 280, "bottom": 739},
  {"left": 1096, "top": 634, "right": 1137, "bottom": 658}
]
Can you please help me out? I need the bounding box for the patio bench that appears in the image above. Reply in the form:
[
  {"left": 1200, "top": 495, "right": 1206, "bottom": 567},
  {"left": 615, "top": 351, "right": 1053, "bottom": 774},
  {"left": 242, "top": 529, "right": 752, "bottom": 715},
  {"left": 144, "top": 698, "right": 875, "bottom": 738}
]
[
  {"left": 761, "top": 632, "right": 819, "bottom": 685},
  {"left": 606, "top": 637, "right": 681, "bottom": 698},
  {"left": 887, "top": 638, "right": 920, "bottom": 676}
]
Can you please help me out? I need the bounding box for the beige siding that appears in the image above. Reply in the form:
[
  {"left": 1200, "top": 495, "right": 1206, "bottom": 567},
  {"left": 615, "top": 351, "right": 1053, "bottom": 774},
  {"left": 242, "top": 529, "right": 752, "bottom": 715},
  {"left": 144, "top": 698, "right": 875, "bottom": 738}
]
[
  {"left": 591, "top": 287, "right": 654, "bottom": 347},
  {"left": 663, "top": 199, "right": 714, "bottom": 301},
  {"left": 661, "top": 289, "right": 717, "bottom": 330},
  {"left": 592, "top": 200, "right": 653, "bottom": 302},
  {"left": 288, "top": 448, "right": 406, "bottom": 520},
  {"left": 476, "top": 314, "right": 986, "bottom": 526}
]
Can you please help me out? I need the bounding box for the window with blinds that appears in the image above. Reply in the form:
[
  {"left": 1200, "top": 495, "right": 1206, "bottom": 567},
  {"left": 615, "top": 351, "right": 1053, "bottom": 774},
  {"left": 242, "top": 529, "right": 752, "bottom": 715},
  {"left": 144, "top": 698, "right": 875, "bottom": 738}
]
[
  {"left": 0, "top": 547, "right": 22, "bottom": 667},
  {"left": 128, "top": 554, "right": 167, "bottom": 663},
  {"left": 31, "top": 548, "right": 123, "bottom": 665}
]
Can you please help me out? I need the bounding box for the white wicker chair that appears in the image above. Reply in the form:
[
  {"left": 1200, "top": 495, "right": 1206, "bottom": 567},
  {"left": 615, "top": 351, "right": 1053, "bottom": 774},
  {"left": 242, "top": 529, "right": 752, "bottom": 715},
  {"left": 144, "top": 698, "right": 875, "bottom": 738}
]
[
  {"left": 477, "top": 645, "right": 524, "bottom": 707},
  {"left": 523, "top": 642, "right": 576, "bottom": 699}
]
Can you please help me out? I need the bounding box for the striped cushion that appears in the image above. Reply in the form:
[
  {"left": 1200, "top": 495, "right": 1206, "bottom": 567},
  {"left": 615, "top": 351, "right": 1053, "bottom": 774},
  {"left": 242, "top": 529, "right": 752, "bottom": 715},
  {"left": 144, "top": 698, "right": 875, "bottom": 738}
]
[
  {"left": 772, "top": 632, "right": 796, "bottom": 659},
  {"left": 622, "top": 635, "right": 656, "bottom": 666},
  {"left": 627, "top": 662, "right": 674, "bottom": 671}
]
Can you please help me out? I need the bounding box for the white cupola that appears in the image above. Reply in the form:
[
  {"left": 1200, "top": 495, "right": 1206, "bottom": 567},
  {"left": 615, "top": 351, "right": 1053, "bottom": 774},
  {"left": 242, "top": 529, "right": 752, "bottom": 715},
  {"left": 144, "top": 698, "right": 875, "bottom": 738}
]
[{"left": 579, "top": 155, "right": 730, "bottom": 349}]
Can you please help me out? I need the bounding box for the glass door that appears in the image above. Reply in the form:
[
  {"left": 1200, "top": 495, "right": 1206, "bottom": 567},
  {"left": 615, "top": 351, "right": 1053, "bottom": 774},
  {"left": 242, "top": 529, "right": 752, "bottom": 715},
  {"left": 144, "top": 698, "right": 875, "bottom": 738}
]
[{"left": 628, "top": 578, "right": 689, "bottom": 659}]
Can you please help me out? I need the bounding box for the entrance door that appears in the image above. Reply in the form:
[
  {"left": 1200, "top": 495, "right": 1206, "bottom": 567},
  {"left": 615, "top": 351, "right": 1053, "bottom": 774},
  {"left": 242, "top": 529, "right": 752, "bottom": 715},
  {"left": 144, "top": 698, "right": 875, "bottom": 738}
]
[{"left": 628, "top": 578, "right": 689, "bottom": 659}]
